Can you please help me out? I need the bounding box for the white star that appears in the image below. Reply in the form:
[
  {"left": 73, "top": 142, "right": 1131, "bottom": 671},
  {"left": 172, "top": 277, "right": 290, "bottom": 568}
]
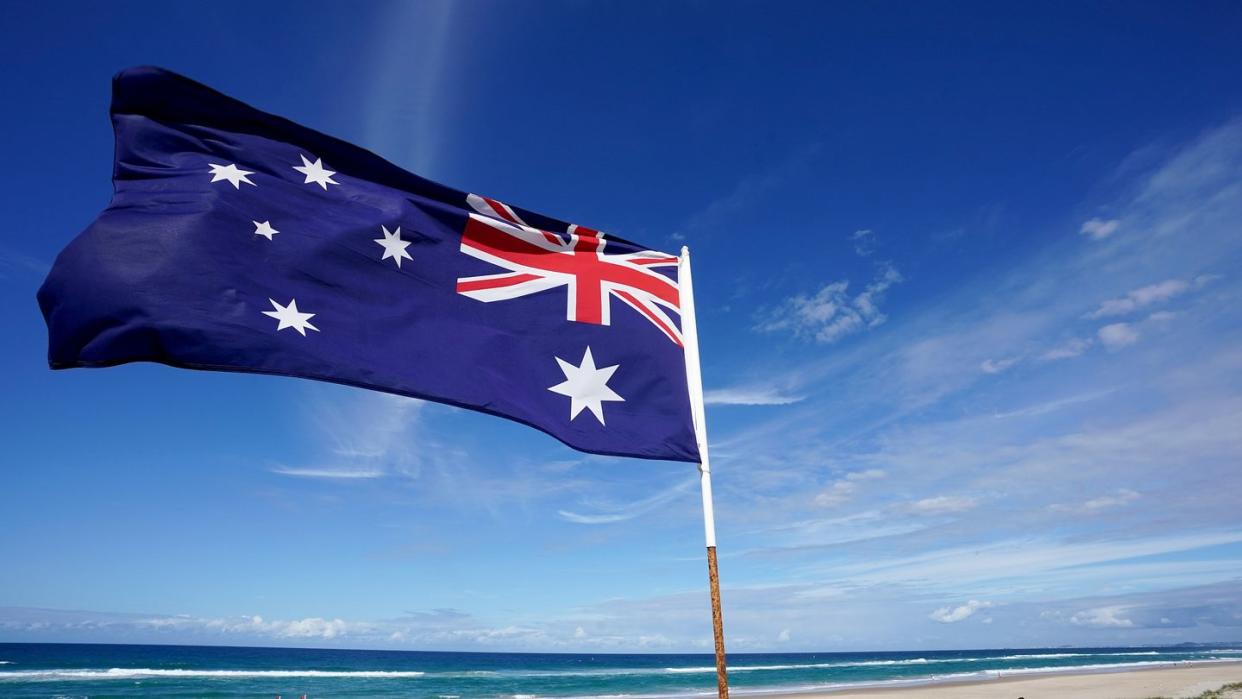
[
  {"left": 208, "top": 163, "right": 256, "bottom": 189},
  {"left": 293, "top": 154, "right": 339, "bottom": 190},
  {"left": 252, "top": 220, "right": 279, "bottom": 240},
  {"left": 547, "top": 346, "right": 624, "bottom": 425},
  {"left": 373, "top": 225, "right": 413, "bottom": 268},
  {"left": 262, "top": 298, "right": 319, "bottom": 336}
]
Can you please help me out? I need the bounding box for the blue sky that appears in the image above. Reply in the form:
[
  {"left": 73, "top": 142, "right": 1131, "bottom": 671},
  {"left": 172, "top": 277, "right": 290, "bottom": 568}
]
[{"left": 2, "top": 0, "right": 1242, "bottom": 652}]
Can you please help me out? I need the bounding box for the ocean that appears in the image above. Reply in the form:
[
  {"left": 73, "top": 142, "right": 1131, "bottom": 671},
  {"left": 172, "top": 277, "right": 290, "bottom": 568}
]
[{"left": 0, "top": 643, "right": 1239, "bottom": 697}]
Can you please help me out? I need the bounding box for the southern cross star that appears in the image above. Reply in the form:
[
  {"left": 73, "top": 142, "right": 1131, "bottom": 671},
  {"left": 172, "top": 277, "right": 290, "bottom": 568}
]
[
  {"left": 547, "top": 346, "right": 624, "bottom": 425},
  {"left": 293, "top": 154, "right": 339, "bottom": 189},
  {"left": 262, "top": 298, "right": 319, "bottom": 336},
  {"left": 373, "top": 225, "right": 413, "bottom": 268},
  {"left": 208, "top": 163, "right": 256, "bottom": 189},
  {"left": 252, "top": 220, "right": 279, "bottom": 240}
]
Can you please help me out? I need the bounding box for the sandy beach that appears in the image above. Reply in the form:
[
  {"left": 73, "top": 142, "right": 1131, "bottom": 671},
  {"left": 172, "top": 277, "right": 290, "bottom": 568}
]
[{"left": 764, "top": 662, "right": 1242, "bottom": 698}]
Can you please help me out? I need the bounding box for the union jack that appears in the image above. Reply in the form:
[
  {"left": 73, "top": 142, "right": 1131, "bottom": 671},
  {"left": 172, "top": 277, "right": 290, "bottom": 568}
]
[{"left": 456, "top": 194, "right": 684, "bottom": 346}]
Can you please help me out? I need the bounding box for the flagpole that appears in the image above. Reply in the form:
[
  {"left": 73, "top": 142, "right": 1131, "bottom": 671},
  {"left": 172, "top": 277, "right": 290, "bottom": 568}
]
[{"left": 678, "top": 246, "right": 729, "bottom": 699}]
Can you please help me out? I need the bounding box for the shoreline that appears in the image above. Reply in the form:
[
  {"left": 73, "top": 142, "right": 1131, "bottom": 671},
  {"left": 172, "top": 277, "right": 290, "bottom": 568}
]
[{"left": 753, "top": 660, "right": 1242, "bottom": 698}]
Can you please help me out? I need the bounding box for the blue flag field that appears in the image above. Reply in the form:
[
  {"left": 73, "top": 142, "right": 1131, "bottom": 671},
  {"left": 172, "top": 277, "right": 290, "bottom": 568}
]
[{"left": 38, "top": 67, "right": 699, "bottom": 463}]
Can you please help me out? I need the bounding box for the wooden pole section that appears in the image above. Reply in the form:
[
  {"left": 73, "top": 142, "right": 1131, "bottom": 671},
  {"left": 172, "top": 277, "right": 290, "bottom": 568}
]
[
  {"left": 706, "top": 544, "right": 728, "bottom": 697},
  {"left": 678, "top": 246, "right": 729, "bottom": 699}
]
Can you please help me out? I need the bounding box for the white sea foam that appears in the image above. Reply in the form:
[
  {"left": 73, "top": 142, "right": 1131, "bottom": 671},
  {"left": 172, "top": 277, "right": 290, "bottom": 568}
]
[
  {"left": 991, "top": 658, "right": 1242, "bottom": 677},
  {"left": 0, "top": 668, "right": 427, "bottom": 681},
  {"left": 664, "top": 658, "right": 937, "bottom": 674}
]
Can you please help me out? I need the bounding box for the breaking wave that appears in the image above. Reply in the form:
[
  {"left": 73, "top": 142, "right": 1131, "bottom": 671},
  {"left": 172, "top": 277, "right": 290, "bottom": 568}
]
[{"left": 0, "top": 668, "right": 426, "bottom": 681}]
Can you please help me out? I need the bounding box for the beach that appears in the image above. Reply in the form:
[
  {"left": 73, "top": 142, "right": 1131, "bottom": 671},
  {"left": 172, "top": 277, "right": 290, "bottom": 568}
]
[{"left": 767, "top": 662, "right": 1242, "bottom": 698}]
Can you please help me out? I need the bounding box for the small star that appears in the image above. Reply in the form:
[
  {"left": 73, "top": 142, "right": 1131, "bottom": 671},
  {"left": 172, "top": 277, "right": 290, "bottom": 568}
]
[
  {"left": 208, "top": 163, "right": 256, "bottom": 189},
  {"left": 373, "top": 225, "right": 413, "bottom": 268},
  {"left": 548, "top": 346, "right": 624, "bottom": 425},
  {"left": 262, "top": 298, "right": 319, "bottom": 336},
  {"left": 252, "top": 220, "right": 279, "bottom": 240},
  {"left": 293, "top": 154, "right": 339, "bottom": 190}
]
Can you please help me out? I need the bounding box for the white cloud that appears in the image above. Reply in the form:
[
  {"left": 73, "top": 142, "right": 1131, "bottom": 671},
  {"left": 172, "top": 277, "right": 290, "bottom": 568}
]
[
  {"left": 1086, "top": 279, "right": 1190, "bottom": 319},
  {"left": 1052, "top": 489, "right": 1140, "bottom": 514},
  {"left": 1097, "top": 322, "right": 1140, "bottom": 350},
  {"left": 558, "top": 477, "right": 697, "bottom": 524},
  {"left": 703, "top": 386, "right": 805, "bottom": 406},
  {"left": 758, "top": 264, "right": 902, "bottom": 344},
  {"left": 980, "top": 356, "right": 1021, "bottom": 374},
  {"left": 814, "top": 470, "right": 886, "bottom": 507},
  {"left": 278, "top": 617, "right": 350, "bottom": 639},
  {"left": 930, "top": 600, "right": 992, "bottom": 623},
  {"left": 1083, "top": 488, "right": 1141, "bottom": 511},
  {"left": 1080, "top": 217, "right": 1120, "bottom": 240},
  {"left": 362, "top": 1, "right": 460, "bottom": 176},
  {"left": 1070, "top": 605, "right": 1134, "bottom": 628},
  {"left": 271, "top": 467, "right": 384, "bottom": 479},
  {"left": 276, "top": 388, "right": 426, "bottom": 482},
  {"left": 852, "top": 229, "right": 876, "bottom": 257},
  {"left": 0, "top": 244, "right": 51, "bottom": 280},
  {"left": 907, "top": 495, "right": 978, "bottom": 515},
  {"left": 992, "top": 388, "right": 1116, "bottom": 419},
  {"left": 1194, "top": 273, "right": 1223, "bottom": 288},
  {"left": 1039, "top": 337, "right": 1093, "bottom": 361},
  {"left": 777, "top": 628, "right": 791, "bottom": 642}
]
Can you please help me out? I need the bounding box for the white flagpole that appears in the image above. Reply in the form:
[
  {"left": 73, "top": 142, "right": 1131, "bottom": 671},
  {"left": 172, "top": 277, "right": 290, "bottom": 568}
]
[{"left": 678, "top": 246, "right": 729, "bottom": 699}]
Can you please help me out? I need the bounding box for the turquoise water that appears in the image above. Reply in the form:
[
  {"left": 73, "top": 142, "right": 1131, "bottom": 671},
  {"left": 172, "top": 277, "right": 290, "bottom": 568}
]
[{"left": 0, "top": 643, "right": 1239, "bottom": 697}]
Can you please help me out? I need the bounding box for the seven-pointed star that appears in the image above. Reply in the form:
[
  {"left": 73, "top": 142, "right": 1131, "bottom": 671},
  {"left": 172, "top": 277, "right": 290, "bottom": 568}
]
[
  {"left": 373, "top": 225, "right": 413, "bottom": 268},
  {"left": 252, "top": 220, "right": 279, "bottom": 240},
  {"left": 293, "top": 154, "right": 339, "bottom": 189},
  {"left": 547, "top": 346, "right": 625, "bottom": 425},
  {"left": 208, "top": 163, "right": 256, "bottom": 189},
  {"left": 262, "top": 298, "right": 319, "bottom": 336}
]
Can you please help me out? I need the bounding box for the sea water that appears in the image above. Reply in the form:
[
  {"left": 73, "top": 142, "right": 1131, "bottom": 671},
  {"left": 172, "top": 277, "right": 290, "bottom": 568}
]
[{"left": 0, "top": 643, "right": 1239, "bottom": 697}]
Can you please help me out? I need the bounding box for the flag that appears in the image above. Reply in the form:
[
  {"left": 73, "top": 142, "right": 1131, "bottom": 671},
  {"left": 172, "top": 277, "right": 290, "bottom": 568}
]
[{"left": 38, "top": 67, "right": 699, "bottom": 463}]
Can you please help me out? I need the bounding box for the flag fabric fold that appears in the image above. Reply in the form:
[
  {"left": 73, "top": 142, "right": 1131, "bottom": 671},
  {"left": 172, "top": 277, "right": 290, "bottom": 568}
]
[{"left": 38, "top": 66, "right": 699, "bottom": 463}]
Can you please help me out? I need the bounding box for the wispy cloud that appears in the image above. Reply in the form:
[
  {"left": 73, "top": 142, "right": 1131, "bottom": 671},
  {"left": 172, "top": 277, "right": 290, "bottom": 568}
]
[
  {"left": 0, "top": 244, "right": 50, "bottom": 280},
  {"left": 703, "top": 386, "right": 805, "bottom": 406},
  {"left": 930, "top": 599, "right": 992, "bottom": 623},
  {"left": 1039, "top": 337, "right": 1093, "bottom": 361},
  {"left": 1079, "top": 217, "right": 1120, "bottom": 240},
  {"left": 992, "top": 388, "right": 1116, "bottom": 419},
  {"left": 1086, "top": 278, "right": 1190, "bottom": 319},
  {"left": 980, "top": 356, "right": 1021, "bottom": 374},
  {"left": 1097, "top": 322, "right": 1140, "bottom": 350},
  {"left": 677, "top": 145, "right": 821, "bottom": 239},
  {"left": 270, "top": 467, "right": 384, "bottom": 479},
  {"left": 814, "top": 469, "right": 886, "bottom": 508},
  {"left": 558, "top": 476, "right": 698, "bottom": 525},
  {"left": 1052, "top": 488, "right": 1140, "bottom": 514},
  {"left": 274, "top": 388, "right": 425, "bottom": 481},
  {"left": 756, "top": 264, "right": 902, "bottom": 344},
  {"left": 852, "top": 229, "right": 876, "bottom": 257},
  {"left": 905, "top": 495, "right": 978, "bottom": 515},
  {"left": 362, "top": 1, "right": 461, "bottom": 177}
]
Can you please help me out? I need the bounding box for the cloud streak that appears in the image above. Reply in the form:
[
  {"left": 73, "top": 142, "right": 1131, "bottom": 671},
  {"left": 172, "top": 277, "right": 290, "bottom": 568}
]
[{"left": 558, "top": 476, "right": 698, "bottom": 525}]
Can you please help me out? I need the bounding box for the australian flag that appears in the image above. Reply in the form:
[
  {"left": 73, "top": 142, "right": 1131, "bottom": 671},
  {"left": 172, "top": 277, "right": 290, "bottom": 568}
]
[{"left": 38, "top": 67, "right": 700, "bottom": 463}]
